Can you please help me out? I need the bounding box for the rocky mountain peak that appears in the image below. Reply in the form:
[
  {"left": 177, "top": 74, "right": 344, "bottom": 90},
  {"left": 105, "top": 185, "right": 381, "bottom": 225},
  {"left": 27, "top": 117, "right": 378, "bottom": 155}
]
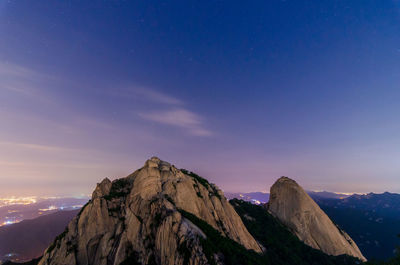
[
  {"left": 38, "top": 157, "right": 261, "bottom": 265},
  {"left": 274, "top": 176, "right": 297, "bottom": 186},
  {"left": 92, "top": 178, "right": 112, "bottom": 199},
  {"left": 268, "top": 176, "right": 367, "bottom": 261},
  {"left": 144, "top": 156, "right": 172, "bottom": 170}
]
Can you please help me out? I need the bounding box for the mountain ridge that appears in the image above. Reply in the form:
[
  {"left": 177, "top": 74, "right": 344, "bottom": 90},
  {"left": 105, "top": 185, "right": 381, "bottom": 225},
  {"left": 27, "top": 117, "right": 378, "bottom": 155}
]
[
  {"left": 33, "top": 157, "right": 367, "bottom": 265},
  {"left": 0, "top": 209, "right": 79, "bottom": 262}
]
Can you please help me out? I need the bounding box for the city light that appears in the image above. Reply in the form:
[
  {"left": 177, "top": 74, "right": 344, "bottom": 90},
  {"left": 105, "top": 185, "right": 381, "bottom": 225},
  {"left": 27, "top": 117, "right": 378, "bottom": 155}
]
[
  {"left": 0, "top": 219, "right": 20, "bottom": 227},
  {"left": 0, "top": 197, "right": 37, "bottom": 207}
]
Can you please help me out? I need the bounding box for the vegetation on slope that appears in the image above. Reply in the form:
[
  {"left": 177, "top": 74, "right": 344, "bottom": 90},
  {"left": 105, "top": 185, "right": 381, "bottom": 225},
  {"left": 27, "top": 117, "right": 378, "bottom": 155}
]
[
  {"left": 180, "top": 169, "right": 221, "bottom": 199},
  {"left": 103, "top": 178, "right": 130, "bottom": 201},
  {"left": 230, "top": 199, "right": 362, "bottom": 265},
  {"left": 179, "top": 200, "right": 362, "bottom": 265},
  {"left": 178, "top": 209, "right": 264, "bottom": 265}
]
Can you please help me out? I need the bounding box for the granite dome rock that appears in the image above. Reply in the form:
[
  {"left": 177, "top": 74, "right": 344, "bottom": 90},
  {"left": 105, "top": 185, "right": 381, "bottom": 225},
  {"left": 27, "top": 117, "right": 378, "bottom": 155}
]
[{"left": 268, "top": 177, "right": 366, "bottom": 262}]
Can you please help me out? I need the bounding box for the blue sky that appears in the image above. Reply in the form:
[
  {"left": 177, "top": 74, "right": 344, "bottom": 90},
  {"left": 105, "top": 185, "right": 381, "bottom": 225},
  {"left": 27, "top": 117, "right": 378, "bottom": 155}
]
[{"left": 1, "top": 0, "right": 400, "bottom": 196}]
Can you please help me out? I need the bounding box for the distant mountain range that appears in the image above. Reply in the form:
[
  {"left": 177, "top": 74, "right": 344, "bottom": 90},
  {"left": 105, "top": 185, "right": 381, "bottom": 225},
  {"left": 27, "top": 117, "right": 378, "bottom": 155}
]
[
  {"left": 307, "top": 191, "right": 351, "bottom": 200},
  {"left": 224, "top": 190, "right": 350, "bottom": 204},
  {"left": 224, "top": 192, "right": 270, "bottom": 204},
  {"left": 316, "top": 192, "right": 400, "bottom": 260}
]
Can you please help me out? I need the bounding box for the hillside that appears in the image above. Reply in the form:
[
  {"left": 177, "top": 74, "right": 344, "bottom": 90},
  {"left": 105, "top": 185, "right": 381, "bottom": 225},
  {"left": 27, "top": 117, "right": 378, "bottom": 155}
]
[
  {"left": 231, "top": 199, "right": 361, "bottom": 265},
  {"left": 316, "top": 193, "right": 400, "bottom": 260},
  {"left": 0, "top": 210, "right": 79, "bottom": 262}
]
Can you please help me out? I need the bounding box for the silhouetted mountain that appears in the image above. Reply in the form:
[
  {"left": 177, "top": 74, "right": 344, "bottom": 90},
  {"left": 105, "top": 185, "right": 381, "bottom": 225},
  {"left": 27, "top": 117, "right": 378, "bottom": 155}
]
[
  {"left": 308, "top": 191, "right": 351, "bottom": 200},
  {"left": 224, "top": 190, "right": 350, "bottom": 205},
  {"left": 0, "top": 210, "right": 78, "bottom": 262},
  {"left": 315, "top": 192, "right": 400, "bottom": 260},
  {"left": 224, "top": 192, "right": 269, "bottom": 204}
]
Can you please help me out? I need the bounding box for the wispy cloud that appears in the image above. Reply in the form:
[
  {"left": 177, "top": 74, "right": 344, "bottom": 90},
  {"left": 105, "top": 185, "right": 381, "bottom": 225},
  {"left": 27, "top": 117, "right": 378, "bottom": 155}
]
[
  {"left": 0, "top": 62, "right": 40, "bottom": 79},
  {"left": 118, "top": 86, "right": 213, "bottom": 137},
  {"left": 0, "top": 160, "right": 108, "bottom": 169},
  {"left": 0, "top": 141, "right": 76, "bottom": 152},
  {"left": 139, "top": 108, "right": 212, "bottom": 136},
  {"left": 109, "top": 87, "right": 183, "bottom": 105},
  {"left": 134, "top": 87, "right": 183, "bottom": 105},
  {"left": 0, "top": 61, "right": 52, "bottom": 98},
  {"left": 0, "top": 61, "right": 213, "bottom": 138}
]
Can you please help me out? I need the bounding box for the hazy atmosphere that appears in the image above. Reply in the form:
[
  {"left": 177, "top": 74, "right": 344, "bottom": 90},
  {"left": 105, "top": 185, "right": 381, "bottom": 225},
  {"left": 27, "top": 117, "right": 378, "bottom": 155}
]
[{"left": 1, "top": 0, "right": 400, "bottom": 196}]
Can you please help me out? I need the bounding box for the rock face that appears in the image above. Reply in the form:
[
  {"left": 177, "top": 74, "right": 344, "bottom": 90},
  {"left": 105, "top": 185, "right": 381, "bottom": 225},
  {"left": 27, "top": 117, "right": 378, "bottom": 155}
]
[
  {"left": 268, "top": 177, "right": 366, "bottom": 262},
  {"left": 38, "top": 157, "right": 261, "bottom": 265}
]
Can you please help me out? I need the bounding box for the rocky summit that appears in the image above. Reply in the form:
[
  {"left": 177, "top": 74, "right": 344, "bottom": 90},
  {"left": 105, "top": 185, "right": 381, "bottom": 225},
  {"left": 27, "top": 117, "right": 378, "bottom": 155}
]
[
  {"left": 38, "top": 157, "right": 261, "bottom": 265},
  {"left": 268, "top": 177, "right": 367, "bottom": 262}
]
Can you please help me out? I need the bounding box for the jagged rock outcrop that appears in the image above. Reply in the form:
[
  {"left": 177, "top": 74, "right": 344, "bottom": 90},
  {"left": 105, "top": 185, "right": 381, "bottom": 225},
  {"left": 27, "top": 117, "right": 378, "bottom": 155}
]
[
  {"left": 38, "top": 157, "right": 262, "bottom": 265},
  {"left": 268, "top": 177, "right": 366, "bottom": 261}
]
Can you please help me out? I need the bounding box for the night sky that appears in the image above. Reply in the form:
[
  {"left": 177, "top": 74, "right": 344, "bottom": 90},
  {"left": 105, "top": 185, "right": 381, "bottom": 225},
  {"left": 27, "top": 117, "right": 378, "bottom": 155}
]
[{"left": 1, "top": 0, "right": 400, "bottom": 196}]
